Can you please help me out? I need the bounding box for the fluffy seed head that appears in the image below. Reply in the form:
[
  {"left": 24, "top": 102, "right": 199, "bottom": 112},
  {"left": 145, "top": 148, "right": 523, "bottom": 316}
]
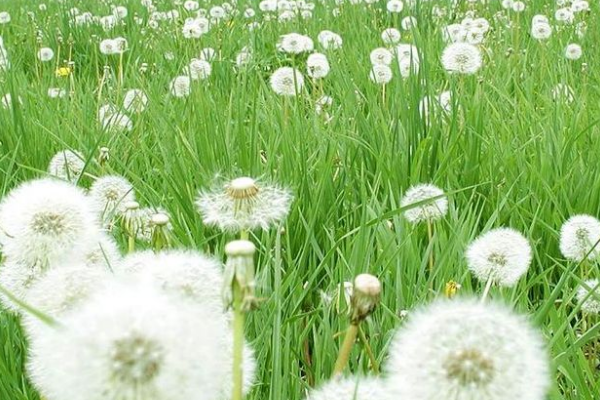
[
  {"left": 270, "top": 67, "right": 305, "bottom": 96},
  {"left": 400, "top": 184, "right": 448, "bottom": 224},
  {"left": 441, "top": 42, "right": 483, "bottom": 75},
  {"left": 89, "top": 175, "right": 136, "bottom": 221},
  {"left": 0, "top": 178, "right": 100, "bottom": 269},
  {"left": 196, "top": 178, "right": 293, "bottom": 232},
  {"left": 466, "top": 228, "right": 532, "bottom": 287},
  {"left": 385, "top": 299, "right": 550, "bottom": 400},
  {"left": 48, "top": 150, "right": 85, "bottom": 183},
  {"left": 576, "top": 279, "right": 600, "bottom": 314},
  {"left": 559, "top": 215, "right": 600, "bottom": 262},
  {"left": 27, "top": 281, "right": 229, "bottom": 400},
  {"left": 308, "top": 377, "right": 391, "bottom": 400}
]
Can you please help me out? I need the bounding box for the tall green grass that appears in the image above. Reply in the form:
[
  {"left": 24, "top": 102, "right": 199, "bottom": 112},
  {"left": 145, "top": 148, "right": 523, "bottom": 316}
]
[{"left": 1, "top": 0, "right": 600, "bottom": 398}]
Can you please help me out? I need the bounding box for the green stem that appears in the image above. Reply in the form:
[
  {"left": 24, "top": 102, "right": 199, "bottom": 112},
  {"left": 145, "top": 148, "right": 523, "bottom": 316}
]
[
  {"left": 333, "top": 323, "right": 359, "bottom": 377},
  {"left": 232, "top": 281, "right": 245, "bottom": 400},
  {"left": 358, "top": 325, "right": 379, "bottom": 374},
  {"left": 480, "top": 274, "right": 494, "bottom": 303},
  {"left": 270, "top": 229, "right": 283, "bottom": 399},
  {"left": 127, "top": 234, "right": 135, "bottom": 253}
]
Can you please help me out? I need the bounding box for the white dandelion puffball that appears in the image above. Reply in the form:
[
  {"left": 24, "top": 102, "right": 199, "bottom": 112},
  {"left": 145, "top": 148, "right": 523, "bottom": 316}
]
[
  {"left": 99, "top": 39, "right": 117, "bottom": 55},
  {"left": 564, "top": 44, "right": 582, "bottom": 60},
  {"left": 576, "top": 279, "right": 600, "bottom": 314},
  {"left": 385, "top": 299, "right": 550, "bottom": 400},
  {"left": 278, "top": 33, "right": 314, "bottom": 54},
  {"left": 386, "top": 0, "right": 404, "bottom": 13},
  {"left": 317, "top": 30, "right": 343, "bottom": 50},
  {"left": 80, "top": 233, "right": 122, "bottom": 270},
  {"left": 531, "top": 22, "right": 552, "bottom": 40},
  {"left": 466, "top": 228, "right": 532, "bottom": 287},
  {"left": 370, "top": 47, "right": 394, "bottom": 66},
  {"left": 170, "top": 75, "right": 192, "bottom": 98},
  {"left": 119, "top": 250, "right": 224, "bottom": 312},
  {"left": 381, "top": 28, "right": 401, "bottom": 45},
  {"left": 306, "top": 53, "right": 330, "bottom": 79},
  {"left": 37, "top": 47, "right": 54, "bottom": 62},
  {"left": 48, "top": 149, "right": 85, "bottom": 183},
  {"left": 102, "top": 112, "right": 133, "bottom": 133},
  {"left": 187, "top": 59, "right": 212, "bottom": 80},
  {"left": 0, "top": 178, "right": 100, "bottom": 269},
  {"left": 308, "top": 377, "right": 390, "bottom": 400},
  {"left": 48, "top": 88, "right": 67, "bottom": 99},
  {"left": 441, "top": 42, "right": 482, "bottom": 75},
  {"left": 27, "top": 282, "right": 229, "bottom": 400},
  {"left": 0, "top": 260, "right": 44, "bottom": 312},
  {"left": 89, "top": 175, "right": 136, "bottom": 219},
  {"left": 22, "top": 264, "right": 111, "bottom": 336},
  {"left": 400, "top": 184, "right": 448, "bottom": 224},
  {"left": 559, "top": 215, "right": 600, "bottom": 262},
  {"left": 270, "top": 67, "right": 304, "bottom": 97},
  {"left": 123, "top": 89, "right": 148, "bottom": 113},
  {"left": 182, "top": 17, "right": 210, "bottom": 38},
  {"left": 196, "top": 177, "right": 293, "bottom": 232},
  {"left": 369, "top": 64, "right": 393, "bottom": 85}
]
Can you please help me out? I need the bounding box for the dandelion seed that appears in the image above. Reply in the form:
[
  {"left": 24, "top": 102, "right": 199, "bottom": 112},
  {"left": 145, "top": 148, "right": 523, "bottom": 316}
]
[
  {"left": 123, "top": 89, "right": 148, "bottom": 113},
  {"left": 307, "top": 53, "right": 330, "bottom": 79},
  {"left": 37, "top": 47, "right": 54, "bottom": 62},
  {"left": 369, "top": 64, "right": 392, "bottom": 85},
  {"left": 564, "top": 44, "right": 582, "bottom": 60},
  {"left": 170, "top": 75, "right": 192, "bottom": 97},
  {"left": 370, "top": 48, "right": 393, "bottom": 66}
]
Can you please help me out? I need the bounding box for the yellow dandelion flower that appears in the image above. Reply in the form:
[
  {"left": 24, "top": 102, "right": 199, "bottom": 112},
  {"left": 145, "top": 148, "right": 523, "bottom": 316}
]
[
  {"left": 55, "top": 67, "right": 72, "bottom": 77},
  {"left": 444, "top": 280, "right": 461, "bottom": 299}
]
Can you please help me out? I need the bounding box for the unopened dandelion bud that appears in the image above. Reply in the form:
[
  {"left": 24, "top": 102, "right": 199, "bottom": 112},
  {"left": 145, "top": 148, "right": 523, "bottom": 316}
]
[
  {"left": 121, "top": 202, "right": 141, "bottom": 234},
  {"left": 445, "top": 280, "right": 461, "bottom": 299},
  {"left": 350, "top": 274, "right": 381, "bottom": 324},
  {"left": 223, "top": 240, "right": 256, "bottom": 311},
  {"left": 98, "top": 147, "right": 110, "bottom": 166},
  {"left": 150, "top": 213, "right": 171, "bottom": 251}
]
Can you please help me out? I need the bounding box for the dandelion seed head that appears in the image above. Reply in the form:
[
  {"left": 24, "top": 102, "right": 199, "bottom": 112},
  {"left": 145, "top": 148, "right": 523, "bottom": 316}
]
[
  {"left": 48, "top": 150, "right": 85, "bottom": 183},
  {"left": 308, "top": 377, "right": 390, "bottom": 400},
  {"left": 576, "top": 279, "right": 600, "bottom": 314},
  {"left": 196, "top": 177, "right": 293, "bottom": 232},
  {"left": 27, "top": 281, "right": 229, "bottom": 400},
  {"left": 400, "top": 183, "right": 448, "bottom": 224},
  {"left": 466, "top": 227, "right": 532, "bottom": 287},
  {"left": 0, "top": 178, "right": 100, "bottom": 269},
  {"left": 559, "top": 215, "right": 600, "bottom": 262},
  {"left": 385, "top": 299, "right": 550, "bottom": 400},
  {"left": 270, "top": 67, "right": 304, "bottom": 96},
  {"left": 441, "top": 42, "right": 482, "bottom": 75}
]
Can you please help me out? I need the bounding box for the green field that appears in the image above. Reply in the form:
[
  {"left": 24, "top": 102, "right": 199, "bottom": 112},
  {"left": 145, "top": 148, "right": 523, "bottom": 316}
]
[{"left": 1, "top": 0, "right": 599, "bottom": 399}]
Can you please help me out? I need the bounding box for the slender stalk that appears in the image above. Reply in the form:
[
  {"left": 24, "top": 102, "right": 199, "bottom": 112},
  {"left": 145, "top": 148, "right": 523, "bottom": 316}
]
[
  {"left": 127, "top": 234, "right": 135, "bottom": 253},
  {"left": 426, "top": 220, "right": 434, "bottom": 272},
  {"left": 357, "top": 325, "right": 379, "bottom": 374},
  {"left": 232, "top": 281, "right": 245, "bottom": 400},
  {"left": 270, "top": 229, "right": 283, "bottom": 398},
  {"left": 480, "top": 274, "right": 494, "bottom": 303},
  {"left": 333, "top": 323, "right": 359, "bottom": 376}
]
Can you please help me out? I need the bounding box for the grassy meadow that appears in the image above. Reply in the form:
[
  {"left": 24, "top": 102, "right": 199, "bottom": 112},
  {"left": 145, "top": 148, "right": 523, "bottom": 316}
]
[{"left": 1, "top": 0, "right": 600, "bottom": 399}]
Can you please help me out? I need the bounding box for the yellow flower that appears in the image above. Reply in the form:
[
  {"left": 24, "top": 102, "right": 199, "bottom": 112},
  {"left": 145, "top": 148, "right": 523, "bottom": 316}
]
[
  {"left": 444, "top": 280, "right": 461, "bottom": 299},
  {"left": 55, "top": 67, "right": 72, "bottom": 77}
]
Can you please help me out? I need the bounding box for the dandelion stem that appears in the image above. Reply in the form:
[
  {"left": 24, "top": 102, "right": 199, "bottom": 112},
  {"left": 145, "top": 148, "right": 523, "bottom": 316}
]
[
  {"left": 127, "top": 234, "right": 135, "bottom": 253},
  {"left": 357, "top": 325, "right": 379, "bottom": 374},
  {"left": 270, "top": 228, "right": 283, "bottom": 398},
  {"left": 481, "top": 274, "right": 494, "bottom": 303},
  {"left": 232, "top": 281, "right": 245, "bottom": 400},
  {"left": 333, "top": 323, "right": 359, "bottom": 377}
]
